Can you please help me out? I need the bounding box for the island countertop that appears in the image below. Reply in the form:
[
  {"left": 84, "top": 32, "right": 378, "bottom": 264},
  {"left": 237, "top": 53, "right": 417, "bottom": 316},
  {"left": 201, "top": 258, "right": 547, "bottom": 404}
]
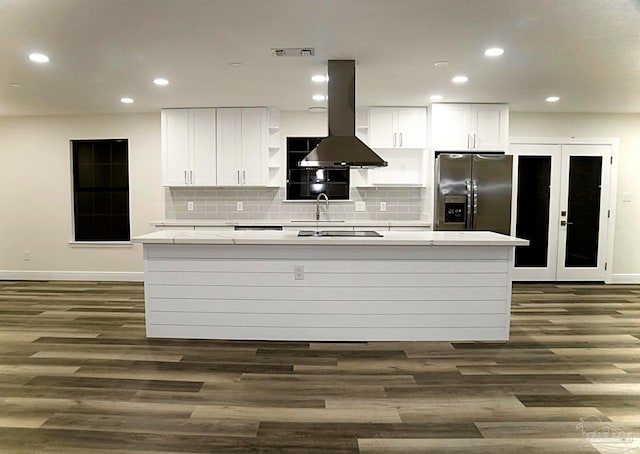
[{"left": 133, "top": 229, "right": 529, "bottom": 247}]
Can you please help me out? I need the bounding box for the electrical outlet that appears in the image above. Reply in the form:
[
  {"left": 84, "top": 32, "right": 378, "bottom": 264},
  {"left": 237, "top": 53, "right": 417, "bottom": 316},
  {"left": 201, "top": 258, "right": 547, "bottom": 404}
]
[
  {"left": 623, "top": 192, "right": 632, "bottom": 202},
  {"left": 294, "top": 265, "right": 304, "bottom": 280},
  {"left": 355, "top": 201, "right": 366, "bottom": 212},
  {"left": 187, "top": 201, "right": 194, "bottom": 211},
  {"left": 237, "top": 201, "right": 243, "bottom": 211},
  {"left": 379, "top": 202, "right": 387, "bottom": 212},
  {"left": 23, "top": 250, "right": 30, "bottom": 261}
]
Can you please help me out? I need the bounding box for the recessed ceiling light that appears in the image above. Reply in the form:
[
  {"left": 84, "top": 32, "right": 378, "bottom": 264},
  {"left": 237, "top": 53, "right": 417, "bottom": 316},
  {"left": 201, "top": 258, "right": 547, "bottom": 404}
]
[
  {"left": 308, "top": 106, "right": 327, "bottom": 113},
  {"left": 311, "top": 75, "right": 328, "bottom": 82},
  {"left": 312, "top": 94, "right": 326, "bottom": 101},
  {"left": 120, "top": 97, "right": 134, "bottom": 104},
  {"left": 546, "top": 96, "right": 560, "bottom": 102},
  {"left": 484, "top": 47, "right": 504, "bottom": 57},
  {"left": 434, "top": 61, "right": 449, "bottom": 67},
  {"left": 452, "top": 75, "right": 468, "bottom": 84},
  {"left": 229, "top": 62, "right": 244, "bottom": 67},
  {"left": 9, "top": 82, "right": 23, "bottom": 88},
  {"left": 153, "top": 78, "right": 169, "bottom": 86},
  {"left": 29, "top": 53, "right": 49, "bottom": 63},
  {"left": 430, "top": 95, "right": 443, "bottom": 101}
]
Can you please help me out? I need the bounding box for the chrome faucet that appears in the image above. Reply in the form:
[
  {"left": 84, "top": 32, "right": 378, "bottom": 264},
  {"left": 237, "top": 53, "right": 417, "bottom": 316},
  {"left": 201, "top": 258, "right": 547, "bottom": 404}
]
[{"left": 316, "top": 193, "right": 329, "bottom": 221}]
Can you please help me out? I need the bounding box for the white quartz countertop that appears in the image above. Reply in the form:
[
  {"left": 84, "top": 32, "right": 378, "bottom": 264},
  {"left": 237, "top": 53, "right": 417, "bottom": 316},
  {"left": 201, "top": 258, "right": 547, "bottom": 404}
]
[
  {"left": 153, "top": 219, "right": 432, "bottom": 228},
  {"left": 134, "top": 229, "right": 529, "bottom": 247}
]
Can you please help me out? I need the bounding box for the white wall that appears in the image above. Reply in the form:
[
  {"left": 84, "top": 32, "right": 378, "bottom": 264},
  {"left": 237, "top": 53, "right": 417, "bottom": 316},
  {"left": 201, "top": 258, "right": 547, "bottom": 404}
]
[
  {"left": 0, "top": 110, "right": 638, "bottom": 280},
  {"left": 0, "top": 113, "right": 163, "bottom": 280},
  {"left": 510, "top": 112, "right": 640, "bottom": 278}
]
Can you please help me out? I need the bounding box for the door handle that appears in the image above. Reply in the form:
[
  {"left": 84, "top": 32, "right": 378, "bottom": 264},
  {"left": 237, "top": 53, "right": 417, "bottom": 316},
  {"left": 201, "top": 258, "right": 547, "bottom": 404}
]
[
  {"left": 465, "top": 178, "right": 472, "bottom": 230},
  {"left": 560, "top": 221, "right": 574, "bottom": 226},
  {"left": 399, "top": 132, "right": 403, "bottom": 147},
  {"left": 472, "top": 180, "right": 478, "bottom": 216}
]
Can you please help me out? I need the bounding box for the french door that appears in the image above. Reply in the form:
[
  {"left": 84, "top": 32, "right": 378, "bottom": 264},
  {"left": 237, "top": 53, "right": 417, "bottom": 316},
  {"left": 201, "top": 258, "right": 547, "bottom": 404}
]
[{"left": 511, "top": 143, "right": 611, "bottom": 281}]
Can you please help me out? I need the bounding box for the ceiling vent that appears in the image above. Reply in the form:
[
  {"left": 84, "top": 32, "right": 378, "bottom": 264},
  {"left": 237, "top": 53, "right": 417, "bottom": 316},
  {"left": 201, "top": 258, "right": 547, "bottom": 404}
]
[{"left": 271, "top": 48, "right": 315, "bottom": 57}]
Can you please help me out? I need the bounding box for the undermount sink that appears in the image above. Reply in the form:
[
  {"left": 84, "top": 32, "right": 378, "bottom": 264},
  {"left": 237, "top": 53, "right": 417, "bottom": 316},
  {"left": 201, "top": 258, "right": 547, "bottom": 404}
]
[
  {"left": 297, "top": 230, "right": 383, "bottom": 238},
  {"left": 291, "top": 220, "right": 345, "bottom": 223}
]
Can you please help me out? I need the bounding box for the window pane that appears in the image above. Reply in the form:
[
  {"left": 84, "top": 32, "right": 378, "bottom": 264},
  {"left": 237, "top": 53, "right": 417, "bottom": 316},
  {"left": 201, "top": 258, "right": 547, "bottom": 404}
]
[
  {"left": 111, "top": 141, "right": 128, "bottom": 164},
  {"left": 112, "top": 192, "right": 129, "bottom": 215},
  {"left": 93, "top": 142, "right": 111, "bottom": 163},
  {"left": 515, "top": 156, "right": 551, "bottom": 267},
  {"left": 565, "top": 156, "right": 602, "bottom": 267},
  {"left": 112, "top": 164, "right": 129, "bottom": 188}
]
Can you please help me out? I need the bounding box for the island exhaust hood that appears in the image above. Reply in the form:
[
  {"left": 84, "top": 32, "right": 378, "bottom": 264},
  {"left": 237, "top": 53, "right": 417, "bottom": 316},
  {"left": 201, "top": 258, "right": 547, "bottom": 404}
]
[{"left": 300, "top": 60, "right": 388, "bottom": 169}]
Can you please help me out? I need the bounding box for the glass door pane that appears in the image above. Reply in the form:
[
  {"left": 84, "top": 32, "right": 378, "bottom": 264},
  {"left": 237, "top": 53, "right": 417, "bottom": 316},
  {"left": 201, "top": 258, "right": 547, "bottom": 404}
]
[
  {"left": 515, "top": 156, "right": 552, "bottom": 267},
  {"left": 565, "top": 156, "right": 602, "bottom": 267}
]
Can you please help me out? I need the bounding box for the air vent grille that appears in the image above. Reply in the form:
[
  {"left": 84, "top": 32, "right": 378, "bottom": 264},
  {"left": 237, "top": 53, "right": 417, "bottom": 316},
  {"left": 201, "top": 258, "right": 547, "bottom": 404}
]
[{"left": 271, "top": 48, "right": 315, "bottom": 57}]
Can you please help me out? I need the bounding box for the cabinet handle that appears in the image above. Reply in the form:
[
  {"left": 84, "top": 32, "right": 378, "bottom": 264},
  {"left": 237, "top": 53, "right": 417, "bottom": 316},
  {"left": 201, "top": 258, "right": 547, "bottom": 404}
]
[
  {"left": 190, "top": 170, "right": 193, "bottom": 184},
  {"left": 393, "top": 133, "right": 397, "bottom": 147},
  {"left": 237, "top": 170, "right": 240, "bottom": 184},
  {"left": 473, "top": 134, "right": 477, "bottom": 149},
  {"left": 242, "top": 170, "right": 246, "bottom": 184},
  {"left": 399, "top": 133, "right": 403, "bottom": 147},
  {"left": 184, "top": 170, "right": 188, "bottom": 185},
  {"left": 467, "top": 134, "right": 471, "bottom": 149}
]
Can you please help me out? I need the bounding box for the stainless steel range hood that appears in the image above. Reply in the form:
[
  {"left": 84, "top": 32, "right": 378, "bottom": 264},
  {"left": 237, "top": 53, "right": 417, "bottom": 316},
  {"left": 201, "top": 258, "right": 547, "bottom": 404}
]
[{"left": 300, "top": 60, "right": 388, "bottom": 169}]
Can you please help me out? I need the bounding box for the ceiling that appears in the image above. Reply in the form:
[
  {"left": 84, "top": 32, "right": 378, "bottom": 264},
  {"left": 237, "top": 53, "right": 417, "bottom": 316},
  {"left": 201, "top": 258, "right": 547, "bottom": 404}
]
[{"left": 1, "top": 0, "right": 639, "bottom": 116}]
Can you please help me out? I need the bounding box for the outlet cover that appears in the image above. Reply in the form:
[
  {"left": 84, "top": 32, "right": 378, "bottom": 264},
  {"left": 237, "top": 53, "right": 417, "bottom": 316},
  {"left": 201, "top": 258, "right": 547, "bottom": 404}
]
[
  {"left": 294, "top": 265, "right": 304, "bottom": 280},
  {"left": 379, "top": 202, "right": 387, "bottom": 212},
  {"left": 355, "top": 201, "right": 366, "bottom": 212},
  {"left": 236, "top": 201, "right": 244, "bottom": 211},
  {"left": 187, "top": 201, "right": 194, "bottom": 211},
  {"left": 623, "top": 192, "right": 632, "bottom": 202}
]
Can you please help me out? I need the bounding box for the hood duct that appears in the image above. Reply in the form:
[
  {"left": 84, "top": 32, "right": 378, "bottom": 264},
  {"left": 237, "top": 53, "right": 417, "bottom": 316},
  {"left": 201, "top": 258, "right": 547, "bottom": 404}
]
[{"left": 300, "top": 60, "right": 388, "bottom": 169}]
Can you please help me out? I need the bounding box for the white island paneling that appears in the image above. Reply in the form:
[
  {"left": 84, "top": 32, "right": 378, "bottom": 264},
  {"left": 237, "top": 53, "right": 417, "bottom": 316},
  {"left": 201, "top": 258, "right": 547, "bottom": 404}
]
[{"left": 136, "top": 230, "right": 527, "bottom": 341}]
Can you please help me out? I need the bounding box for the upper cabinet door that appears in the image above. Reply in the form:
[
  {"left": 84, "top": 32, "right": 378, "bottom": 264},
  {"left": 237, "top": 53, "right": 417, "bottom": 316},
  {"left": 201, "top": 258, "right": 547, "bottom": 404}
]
[
  {"left": 190, "top": 109, "right": 217, "bottom": 186},
  {"left": 162, "top": 109, "right": 191, "bottom": 186},
  {"left": 431, "top": 103, "right": 509, "bottom": 151},
  {"left": 368, "top": 108, "right": 397, "bottom": 148},
  {"left": 240, "top": 108, "right": 268, "bottom": 185},
  {"left": 216, "top": 108, "right": 243, "bottom": 186},
  {"left": 430, "top": 104, "right": 472, "bottom": 151},
  {"left": 397, "top": 108, "right": 427, "bottom": 149},
  {"left": 216, "top": 107, "right": 269, "bottom": 186},
  {"left": 369, "top": 107, "right": 427, "bottom": 149},
  {"left": 471, "top": 105, "right": 509, "bottom": 151}
]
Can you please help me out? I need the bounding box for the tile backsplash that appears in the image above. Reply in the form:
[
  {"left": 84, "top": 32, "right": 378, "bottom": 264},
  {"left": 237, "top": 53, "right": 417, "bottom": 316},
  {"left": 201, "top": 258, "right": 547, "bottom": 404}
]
[{"left": 165, "top": 187, "right": 430, "bottom": 221}]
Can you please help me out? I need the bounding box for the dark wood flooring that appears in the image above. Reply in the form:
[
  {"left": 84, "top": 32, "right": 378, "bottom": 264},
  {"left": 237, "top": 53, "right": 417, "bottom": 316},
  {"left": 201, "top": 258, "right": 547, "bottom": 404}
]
[{"left": 0, "top": 280, "right": 639, "bottom": 453}]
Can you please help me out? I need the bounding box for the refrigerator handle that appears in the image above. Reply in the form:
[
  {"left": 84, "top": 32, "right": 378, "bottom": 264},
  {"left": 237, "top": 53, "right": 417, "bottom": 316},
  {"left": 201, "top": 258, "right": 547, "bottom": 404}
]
[
  {"left": 465, "top": 178, "right": 473, "bottom": 230},
  {"left": 472, "top": 179, "right": 479, "bottom": 229}
]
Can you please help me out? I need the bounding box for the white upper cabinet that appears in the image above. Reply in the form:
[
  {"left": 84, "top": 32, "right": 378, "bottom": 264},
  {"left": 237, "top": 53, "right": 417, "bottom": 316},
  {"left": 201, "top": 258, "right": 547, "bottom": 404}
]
[
  {"left": 161, "top": 108, "right": 216, "bottom": 186},
  {"left": 431, "top": 103, "right": 509, "bottom": 151},
  {"left": 216, "top": 107, "right": 269, "bottom": 186},
  {"left": 369, "top": 107, "right": 427, "bottom": 149}
]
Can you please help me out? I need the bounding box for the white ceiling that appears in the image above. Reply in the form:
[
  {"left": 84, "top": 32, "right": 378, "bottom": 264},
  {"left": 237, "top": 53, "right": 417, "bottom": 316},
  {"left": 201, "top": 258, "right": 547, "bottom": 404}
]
[{"left": 1, "top": 0, "right": 639, "bottom": 116}]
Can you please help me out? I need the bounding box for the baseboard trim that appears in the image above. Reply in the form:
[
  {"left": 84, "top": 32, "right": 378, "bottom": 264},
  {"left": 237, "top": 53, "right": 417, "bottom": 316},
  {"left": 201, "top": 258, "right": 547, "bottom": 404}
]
[
  {"left": 0, "top": 270, "right": 143, "bottom": 282},
  {"left": 609, "top": 274, "right": 640, "bottom": 284}
]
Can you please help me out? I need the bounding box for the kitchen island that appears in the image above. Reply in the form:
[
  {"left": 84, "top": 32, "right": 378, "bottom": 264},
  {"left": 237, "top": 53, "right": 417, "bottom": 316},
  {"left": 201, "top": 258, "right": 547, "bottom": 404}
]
[{"left": 134, "top": 230, "right": 528, "bottom": 341}]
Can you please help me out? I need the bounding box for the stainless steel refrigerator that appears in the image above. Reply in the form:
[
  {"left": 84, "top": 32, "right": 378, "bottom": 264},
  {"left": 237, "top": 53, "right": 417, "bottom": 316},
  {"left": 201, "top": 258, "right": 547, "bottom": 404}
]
[{"left": 434, "top": 153, "right": 513, "bottom": 235}]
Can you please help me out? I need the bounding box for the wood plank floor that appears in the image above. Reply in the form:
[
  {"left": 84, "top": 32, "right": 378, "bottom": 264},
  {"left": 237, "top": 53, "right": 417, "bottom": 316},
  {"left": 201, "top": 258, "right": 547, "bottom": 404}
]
[{"left": 0, "top": 281, "right": 639, "bottom": 453}]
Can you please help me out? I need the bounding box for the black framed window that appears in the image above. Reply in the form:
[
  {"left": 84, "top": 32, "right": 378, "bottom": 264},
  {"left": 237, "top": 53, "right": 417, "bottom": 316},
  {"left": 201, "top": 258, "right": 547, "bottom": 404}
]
[
  {"left": 72, "top": 139, "right": 130, "bottom": 241},
  {"left": 286, "top": 137, "right": 350, "bottom": 200}
]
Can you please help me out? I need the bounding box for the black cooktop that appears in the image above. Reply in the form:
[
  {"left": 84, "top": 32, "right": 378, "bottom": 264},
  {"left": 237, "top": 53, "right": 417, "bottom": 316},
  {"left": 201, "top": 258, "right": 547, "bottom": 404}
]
[{"left": 297, "top": 230, "right": 383, "bottom": 237}]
